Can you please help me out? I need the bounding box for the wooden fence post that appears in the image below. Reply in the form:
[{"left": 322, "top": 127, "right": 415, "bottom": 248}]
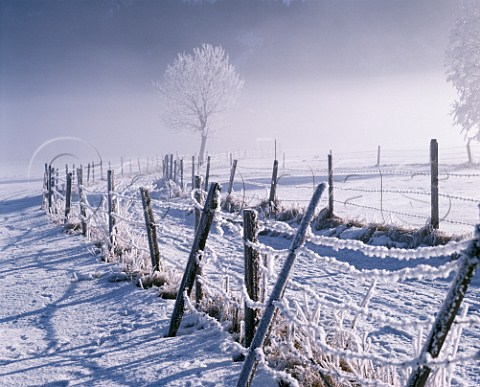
[
  {"left": 376, "top": 145, "right": 381, "bottom": 167},
  {"left": 430, "top": 139, "right": 439, "bottom": 229},
  {"left": 168, "top": 182, "right": 221, "bottom": 337},
  {"left": 236, "top": 183, "right": 326, "bottom": 387},
  {"left": 328, "top": 151, "right": 334, "bottom": 216},
  {"left": 140, "top": 187, "right": 161, "bottom": 272},
  {"left": 268, "top": 160, "right": 278, "bottom": 213},
  {"left": 194, "top": 175, "right": 204, "bottom": 306},
  {"left": 87, "top": 163, "right": 91, "bottom": 183},
  {"left": 77, "top": 168, "right": 87, "bottom": 237},
  {"left": 191, "top": 156, "right": 195, "bottom": 191},
  {"left": 64, "top": 172, "right": 72, "bottom": 223},
  {"left": 180, "top": 158, "right": 184, "bottom": 189},
  {"left": 243, "top": 209, "right": 260, "bottom": 348},
  {"left": 45, "top": 164, "right": 52, "bottom": 212},
  {"left": 107, "top": 170, "right": 116, "bottom": 248},
  {"left": 121, "top": 157, "right": 124, "bottom": 175},
  {"left": 406, "top": 225, "right": 479, "bottom": 387},
  {"left": 47, "top": 165, "right": 53, "bottom": 212},
  {"left": 169, "top": 154, "right": 174, "bottom": 180},
  {"left": 91, "top": 161, "right": 95, "bottom": 181},
  {"left": 100, "top": 160, "right": 104, "bottom": 180},
  {"left": 173, "top": 160, "right": 177, "bottom": 183},
  {"left": 228, "top": 159, "right": 238, "bottom": 195},
  {"left": 42, "top": 163, "right": 48, "bottom": 210},
  {"left": 204, "top": 155, "right": 211, "bottom": 192}
]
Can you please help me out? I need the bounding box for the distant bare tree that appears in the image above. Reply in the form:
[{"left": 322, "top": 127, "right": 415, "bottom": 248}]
[
  {"left": 446, "top": 0, "right": 480, "bottom": 163},
  {"left": 155, "top": 44, "right": 244, "bottom": 165}
]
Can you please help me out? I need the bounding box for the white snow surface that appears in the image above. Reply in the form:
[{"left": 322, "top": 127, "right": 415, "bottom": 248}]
[
  {"left": 1, "top": 154, "right": 480, "bottom": 386},
  {"left": 0, "top": 179, "right": 274, "bottom": 386}
]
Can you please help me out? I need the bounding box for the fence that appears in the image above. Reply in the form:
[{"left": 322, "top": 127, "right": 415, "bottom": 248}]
[{"left": 41, "top": 144, "right": 480, "bottom": 387}]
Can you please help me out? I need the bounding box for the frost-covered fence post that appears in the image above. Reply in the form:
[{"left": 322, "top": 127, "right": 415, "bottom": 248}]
[
  {"left": 180, "top": 158, "right": 184, "bottom": 189},
  {"left": 107, "top": 170, "right": 116, "bottom": 248},
  {"left": 169, "top": 154, "right": 174, "bottom": 180},
  {"left": 121, "top": 156, "right": 124, "bottom": 175},
  {"left": 42, "top": 163, "right": 48, "bottom": 210},
  {"left": 406, "top": 224, "right": 479, "bottom": 387},
  {"left": 237, "top": 183, "right": 326, "bottom": 387},
  {"left": 328, "top": 151, "right": 334, "bottom": 216},
  {"left": 204, "top": 155, "right": 211, "bottom": 191},
  {"left": 100, "top": 160, "right": 104, "bottom": 180},
  {"left": 194, "top": 175, "right": 204, "bottom": 306},
  {"left": 243, "top": 209, "right": 260, "bottom": 348},
  {"left": 173, "top": 159, "right": 177, "bottom": 183},
  {"left": 64, "top": 172, "right": 72, "bottom": 223},
  {"left": 228, "top": 159, "right": 238, "bottom": 195},
  {"left": 163, "top": 155, "right": 167, "bottom": 178},
  {"left": 91, "top": 161, "right": 95, "bottom": 182},
  {"left": 87, "top": 163, "right": 91, "bottom": 182},
  {"left": 430, "top": 139, "right": 439, "bottom": 229},
  {"left": 168, "top": 182, "right": 221, "bottom": 338},
  {"left": 191, "top": 156, "right": 195, "bottom": 191},
  {"left": 48, "top": 165, "right": 53, "bottom": 212},
  {"left": 194, "top": 176, "right": 204, "bottom": 230},
  {"left": 140, "top": 187, "right": 161, "bottom": 272},
  {"left": 77, "top": 167, "right": 87, "bottom": 237},
  {"left": 137, "top": 158, "right": 141, "bottom": 174},
  {"left": 376, "top": 145, "right": 381, "bottom": 167},
  {"left": 268, "top": 160, "right": 278, "bottom": 214}
]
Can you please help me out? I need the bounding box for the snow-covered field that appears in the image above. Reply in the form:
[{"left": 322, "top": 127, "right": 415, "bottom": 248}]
[{"left": 1, "top": 150, "right": 479, "bottom": 386}]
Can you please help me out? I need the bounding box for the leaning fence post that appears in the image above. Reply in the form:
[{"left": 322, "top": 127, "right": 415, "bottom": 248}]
[
  {"left": 430, "top": 139, "right": 439, "bottom": 229},
  {"left": 268, "top": 159, "right": 278, "bottom": 213},
  {"left": 64, "top": 172, "right": 72, "bottom": 223},
  {"left": 406, "top": 224, "right": 479, "bottom": 387},
  {"left": 228, "top": 159, "right": 238, "bottom": 195},
  {"left": 77, "top": 168, "right": 87, "bottom": 237},
  {"left": 140, "top": 187, "right": 161, "bottom": 272},
  {"left": 328, "top": 151, "right": 334, "bottom": 216},
  {"left": 168, "top": 182, "right": 221, "bottom": 337},
  {"left": 243, "top": 209, "right": 260, "bottom": 348},
  {"left": 237, "top": 183, "right": 326, "bottom": 387},
  {"left": 107, "top": 170, "right": 116, "bottom": 248},
  {"left": 194, "top": 175, "right": 204, "bottom": 306}
]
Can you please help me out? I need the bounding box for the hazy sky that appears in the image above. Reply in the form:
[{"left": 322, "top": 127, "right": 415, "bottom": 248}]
[{"left": 0, "top": 0, "right": 463, "bottom": 171}]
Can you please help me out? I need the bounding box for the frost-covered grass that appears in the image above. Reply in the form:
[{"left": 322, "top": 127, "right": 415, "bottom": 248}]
[{"left": 34, "top": 153, "right": 480, "bottom": 386}]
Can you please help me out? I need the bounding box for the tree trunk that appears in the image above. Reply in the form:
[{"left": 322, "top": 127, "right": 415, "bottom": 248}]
[
  {"left": 198, "top": 134, "right": 207, "bottom": 166},
  {"left": 466, "top": 138, "right": 473, "bottom": 164}
]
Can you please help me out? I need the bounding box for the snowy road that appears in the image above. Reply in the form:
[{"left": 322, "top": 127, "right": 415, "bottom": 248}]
[{"left": 0, "top": 180, "right": 274, "bottom": 386}]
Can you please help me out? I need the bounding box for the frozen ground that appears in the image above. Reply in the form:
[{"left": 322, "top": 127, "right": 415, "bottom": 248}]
[
  {"left": 1, "top": 151, "right": 479, "bottom": 386},
  {"left": 0, "top": 179, "right": 274, "bottom": 386}
]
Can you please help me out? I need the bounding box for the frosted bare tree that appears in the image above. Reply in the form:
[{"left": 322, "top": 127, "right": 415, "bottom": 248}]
[
  {"left": 155, "top": 44, "right": 244, "bottom": 165},
  {"left": 446, "top": 0, "right": 480, "bottom": 163}
]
